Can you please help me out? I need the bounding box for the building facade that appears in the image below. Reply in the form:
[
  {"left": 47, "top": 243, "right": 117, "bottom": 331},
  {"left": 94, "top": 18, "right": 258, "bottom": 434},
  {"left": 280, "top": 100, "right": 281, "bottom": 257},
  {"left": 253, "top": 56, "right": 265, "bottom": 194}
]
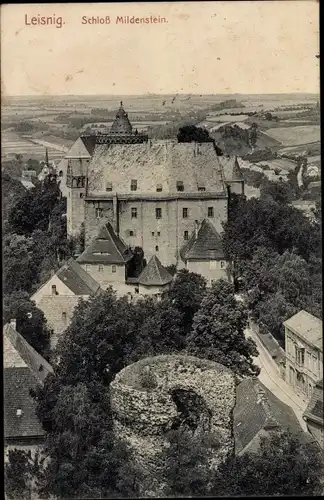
[
  {"left": 284, "top": 310, "right": 323, "bottom": 402},
  {"left": 64, "top": 102, "right": 244, "bottom": 268},
  {"left": 303, "top": 379, "right": 323, "bottom": 449}
]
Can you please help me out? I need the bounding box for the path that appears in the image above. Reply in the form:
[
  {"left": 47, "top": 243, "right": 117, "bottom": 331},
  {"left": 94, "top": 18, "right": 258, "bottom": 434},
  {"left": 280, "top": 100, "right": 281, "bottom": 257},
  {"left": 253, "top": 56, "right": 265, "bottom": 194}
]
[
  {"left": 245, "top": 326, "right": 308, "bottom": 431},
  {"left": 22, "top": 136, "right": 69, "bottom": 153}
]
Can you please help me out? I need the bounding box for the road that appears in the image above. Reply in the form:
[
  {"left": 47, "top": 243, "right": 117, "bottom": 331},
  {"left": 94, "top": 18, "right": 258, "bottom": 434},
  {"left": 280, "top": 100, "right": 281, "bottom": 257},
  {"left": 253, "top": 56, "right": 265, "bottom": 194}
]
[{"left": 245, "top": 326, "right": 308, "bottom": 431}]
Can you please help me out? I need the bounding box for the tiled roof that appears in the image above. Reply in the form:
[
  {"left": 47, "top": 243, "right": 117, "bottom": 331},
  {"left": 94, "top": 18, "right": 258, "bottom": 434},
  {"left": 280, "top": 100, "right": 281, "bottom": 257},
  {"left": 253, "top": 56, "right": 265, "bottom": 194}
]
[
  {"left": 86, "top": 141, "right": 227, "bottom": 196},
  {"left": 283, "top": 310, "right": 322, "bottom": 350},
  {"left": 304, "top": 380, "right": 323, "bottom": 425},
  {"left": 3, "top": 323, "right": 53, "bottom": 441},
  {"left": 65, "top": 136, "right": 95, "bottom": 158},
  {"left": 4, "top": 368, "right": 44, "bottom": 440},
  {"left": 180, "top": 219, "right": 225, "bottom": 261},
  {"left": 138, "top": 255, "right": 173, "bottom": 286},
  {"left": 220, "top": 155, "right": 244, "bottom": 182},
  {"left": 36, "top": 295, "right": 82, "bottom": 335},
  {"left": 56, "top": 257, "right": 101, "bottom": 295},
  {"left": 234, "top": 378, "right": 308, "bottom": 455},
  {"left": 4, "top": 323, "right": 53, "bottom": 384},
  {"left": 77, "top": 223, "right": 134, "bottom": 264}
]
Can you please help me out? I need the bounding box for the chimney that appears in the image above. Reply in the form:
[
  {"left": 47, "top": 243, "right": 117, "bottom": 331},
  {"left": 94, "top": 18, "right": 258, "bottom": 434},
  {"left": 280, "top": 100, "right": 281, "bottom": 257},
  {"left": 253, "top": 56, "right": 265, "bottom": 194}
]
[
  {"left": 194, "top": 220, "right": 199, "bottom": 240},
  {"left": 10, "top": 319, "right": 17, "bottom": 331}
]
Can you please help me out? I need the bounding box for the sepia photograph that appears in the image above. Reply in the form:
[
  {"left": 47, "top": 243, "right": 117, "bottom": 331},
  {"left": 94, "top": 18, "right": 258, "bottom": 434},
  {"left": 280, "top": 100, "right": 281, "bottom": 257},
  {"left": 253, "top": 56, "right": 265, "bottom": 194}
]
[{"left": 1, "top": 1, "right": 322, "bottom": 498}]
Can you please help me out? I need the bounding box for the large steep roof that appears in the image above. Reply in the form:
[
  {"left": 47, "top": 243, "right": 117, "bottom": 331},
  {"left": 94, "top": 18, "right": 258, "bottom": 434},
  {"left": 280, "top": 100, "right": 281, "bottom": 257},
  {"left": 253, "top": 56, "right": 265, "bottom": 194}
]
[
  {"left": 65, "top": 136, "right": 96, "bottom": 159},
  {"left": 138, "top": 255, "right": 173, "bottom": 286},
  {"left": 180, "top": 219, "right": 225, "bottom": 261},
  {"left": 56, "top": 257, "right": 101, "bottom": 295},
  {"left": 86, "top": 141, "right": 227, "bottom": 196},
  {"left": 77, "top": 223, "right": 133, "bottom": 265},
  {"left": 4, "top": 323, "right": 53, "bottom": 441},
  {"left": 234, "top": 378, "right": 310, "bottom": 455}
]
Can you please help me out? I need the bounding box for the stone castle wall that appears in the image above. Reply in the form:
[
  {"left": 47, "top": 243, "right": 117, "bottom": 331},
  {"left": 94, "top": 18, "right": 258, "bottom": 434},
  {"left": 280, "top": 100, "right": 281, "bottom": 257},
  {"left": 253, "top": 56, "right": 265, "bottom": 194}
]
[{"left": 110, "top": 354, "right": 236, "bottom": 495}]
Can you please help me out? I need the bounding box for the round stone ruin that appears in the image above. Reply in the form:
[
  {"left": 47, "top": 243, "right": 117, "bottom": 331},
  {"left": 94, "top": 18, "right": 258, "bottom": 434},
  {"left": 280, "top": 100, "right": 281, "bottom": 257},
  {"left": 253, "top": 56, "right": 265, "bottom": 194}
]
[{"left": 110, "top": 354, "right": 236, "bottom": 495}]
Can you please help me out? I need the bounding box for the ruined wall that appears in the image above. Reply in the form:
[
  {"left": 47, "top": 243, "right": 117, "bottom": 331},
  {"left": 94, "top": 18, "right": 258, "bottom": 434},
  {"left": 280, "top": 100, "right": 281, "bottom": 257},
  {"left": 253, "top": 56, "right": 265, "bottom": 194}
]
[{"left": 110, "top": 354, "right": 236, "bottom": 496}]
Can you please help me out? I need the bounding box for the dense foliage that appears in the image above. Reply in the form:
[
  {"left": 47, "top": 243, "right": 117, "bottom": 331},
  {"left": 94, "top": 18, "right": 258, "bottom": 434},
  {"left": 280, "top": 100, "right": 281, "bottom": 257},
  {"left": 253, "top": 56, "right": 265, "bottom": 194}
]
[{"left": 222, "top": 193, "right": 322, "bottom": 345}]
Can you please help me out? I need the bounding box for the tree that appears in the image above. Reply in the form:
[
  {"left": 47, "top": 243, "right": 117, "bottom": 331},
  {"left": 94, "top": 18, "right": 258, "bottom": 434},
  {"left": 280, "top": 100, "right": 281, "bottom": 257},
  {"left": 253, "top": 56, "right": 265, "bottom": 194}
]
[
  {"left": 160, "top": 429, "right": 214, "bottom": 497},
  {"left": 166, "top": 269, "right": 207, "bottom": 334},
  {"left": 260, "top": 179, "right": 295, "bottom": 204},
  {"left": 3, "top": 291, "right": 52, "bottom": 357},
  {"left": 186, "top": 280, "right": 259, "bottom": 377},
  {"left": 212, "top": 430, "right": 324, "bottom": 497},
  {"left": 3, "top": 233, "right": 40, "bottom": 295},
  {"left": 5, "top": 449, "right": 44, "bottom": 500},
  {"left": 177, "top": 125, "right": 213, "bottom": 143}
]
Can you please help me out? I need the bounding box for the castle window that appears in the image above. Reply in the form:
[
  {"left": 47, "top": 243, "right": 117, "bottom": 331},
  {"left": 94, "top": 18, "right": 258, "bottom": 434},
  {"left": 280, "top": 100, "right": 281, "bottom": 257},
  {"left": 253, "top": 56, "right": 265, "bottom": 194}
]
[
  {"left": 182, "top": 207, "right": 188, "bottom": 218},
  {"left": 176, "top": 181, "right": 184, "bottom": 192},
  {"left": 198, "top": 186, "right": 206, "bottom": 192},
  {"left": 157, "top": 231, "right": 160, "bottom": 236},
  {"left": 208, "top": 207, "right": 214, "bottom": 217},
  {"left": 129, "top": 230, "right": 134, "bottom": 237},
  {"left": 184, "top": 231, "right": 189, "bottom": 240},
  {"left": 152, "top": 231, "right": 155, "bottom": 236},
  {"left": 220, "top": 261, "right": 226, "bottom": 269},
  {"left": 62, "top": 312, "right": 67, "bottom": 323},
  {"left": 135, "top": 287, "right": 139, "bottom": 294},
  {"left": 106, "top": 182, "right": 112, "bottom": 192},
  {"left": 98, "top": 264, "right": 104, "bottom": 272},
  {"left": 96, "top": 208, "right": 103, "bottom": 219},
  {"left": 59, "top": 170, "right": 63, "bottom": 177},
  {"left": 131, "top": 179, "right": 137, "bottom": 191},
  {"left": 156, "top": 208, "right": 162, "bottom": 219},
  {"left": 131, "top": 207, "right": 137, "bottom": 219},
  {"left": 80, "top": 193, "right": 84, "bottom": 198},
  {"left": 51, "top": 285, "right": 57, "bottom": 295},
  {"left": 112, "top": 265, "right": 117, "bottom": 273},
  {"left": 155, "top": 245, "right": 159, "bottom": 252},
  {"left": 156, "top": 184, "right": 162, "bottom": 192}
]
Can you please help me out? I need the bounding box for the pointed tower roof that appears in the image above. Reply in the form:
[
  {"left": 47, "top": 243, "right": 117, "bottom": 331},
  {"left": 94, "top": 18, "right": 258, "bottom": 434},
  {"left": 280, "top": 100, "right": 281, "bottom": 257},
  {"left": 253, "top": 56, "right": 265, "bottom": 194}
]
[
  {"left": 181, "top": 219, "right": 225, "bottom": 261},
  {"left": 77, "top": 223, "right": 133, "bottom": 265},
  {"left": 138, "top": 255, "right": 173, "bottom": 286},
  {"left": 232, "top": 156, "right": 244, "bottom": 180},
  {"left": 65, "top": 137, "right": 95, "bottom": 159},
  {"left": 110, "top": 101, "right": 133, "bottom": 134}
]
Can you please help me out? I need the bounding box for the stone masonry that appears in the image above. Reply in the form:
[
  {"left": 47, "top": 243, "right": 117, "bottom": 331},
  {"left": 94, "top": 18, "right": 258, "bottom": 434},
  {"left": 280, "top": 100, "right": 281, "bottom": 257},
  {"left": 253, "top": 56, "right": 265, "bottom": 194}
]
[{"left": 110, "top": 354, "right": 236, "bottom": 495}]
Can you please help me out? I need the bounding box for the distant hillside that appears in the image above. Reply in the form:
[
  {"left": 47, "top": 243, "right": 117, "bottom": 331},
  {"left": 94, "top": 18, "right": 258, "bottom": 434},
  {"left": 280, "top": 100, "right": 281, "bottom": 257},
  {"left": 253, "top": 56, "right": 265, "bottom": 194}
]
[{"left": 211, "top": 128, "right": 281, "bottom": 156}]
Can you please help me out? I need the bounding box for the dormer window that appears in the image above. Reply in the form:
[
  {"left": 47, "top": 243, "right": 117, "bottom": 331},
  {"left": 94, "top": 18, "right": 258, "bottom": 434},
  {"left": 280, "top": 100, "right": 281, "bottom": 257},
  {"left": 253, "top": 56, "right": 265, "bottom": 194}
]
[
  {"left": 131, "top": 179, "right": 137, "bottom": 191},
  {"left": 156, "top": 184, "right": 162, "bottom": 192},
  {"left": 198, "top": 185, "right": 206, "bottom": 192},
  {"left": 62, "top": 312, "right": 67, "bottom": 323},
  {"left": 106, "top": 182, "right": 112, "bottom": 192},
  {"left": 96, "top": 208, "right": 103, "bottom": 219},
  {"left": 176, "top": 181, "right": 184, "bottom": 192}
]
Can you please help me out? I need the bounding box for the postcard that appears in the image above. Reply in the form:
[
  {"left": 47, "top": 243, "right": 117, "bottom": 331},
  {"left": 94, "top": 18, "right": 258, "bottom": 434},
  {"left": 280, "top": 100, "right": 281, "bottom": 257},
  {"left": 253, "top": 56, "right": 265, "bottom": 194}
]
[{"left": 2, "top": 2, "right": 322, "bottom": 499}]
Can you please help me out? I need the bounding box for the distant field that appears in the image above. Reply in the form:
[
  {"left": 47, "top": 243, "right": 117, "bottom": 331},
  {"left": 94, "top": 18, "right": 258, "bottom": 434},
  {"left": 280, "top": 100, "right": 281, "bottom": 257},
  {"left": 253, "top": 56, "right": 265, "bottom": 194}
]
[
  {"left": 265, "top": 126, "right": 320, "bottom": 146},
  {"left": 205, "top": 114, "right": 249, "bottom": 123},
  {"left": 1, "top": 129, "right": 66, "bottom": 162},
  {"left": 278, "top": 142, "right": 321, "bottom": 157}
]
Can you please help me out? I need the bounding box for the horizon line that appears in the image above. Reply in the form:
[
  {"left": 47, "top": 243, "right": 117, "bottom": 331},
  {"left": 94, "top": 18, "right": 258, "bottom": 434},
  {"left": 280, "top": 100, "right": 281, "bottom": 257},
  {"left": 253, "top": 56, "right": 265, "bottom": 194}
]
[{"left": 3, "top": 92, "right": 319, "bottom": 98}]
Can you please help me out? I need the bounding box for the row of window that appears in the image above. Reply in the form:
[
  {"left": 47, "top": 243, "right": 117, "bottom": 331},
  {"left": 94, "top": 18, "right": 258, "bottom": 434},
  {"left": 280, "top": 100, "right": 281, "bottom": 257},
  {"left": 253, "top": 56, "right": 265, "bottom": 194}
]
[
  {"left": 84, "top": 264, "right": 117, "bottom": 273},
  {"left": 96, "top": 207, "right": 215, "bottom": 219},
  {"left": 105, "top": 180, "right": 207, "bottom": 192},
  {"left": 286, "top": 338, "right": 320, "bottom": 373}
]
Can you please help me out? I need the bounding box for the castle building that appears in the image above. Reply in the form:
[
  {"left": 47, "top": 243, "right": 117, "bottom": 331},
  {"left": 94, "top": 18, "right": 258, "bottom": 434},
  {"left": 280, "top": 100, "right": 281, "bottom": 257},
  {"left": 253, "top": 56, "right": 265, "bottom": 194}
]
[{"left": 64, "top": 102, "right": 244, "bottom": 268}]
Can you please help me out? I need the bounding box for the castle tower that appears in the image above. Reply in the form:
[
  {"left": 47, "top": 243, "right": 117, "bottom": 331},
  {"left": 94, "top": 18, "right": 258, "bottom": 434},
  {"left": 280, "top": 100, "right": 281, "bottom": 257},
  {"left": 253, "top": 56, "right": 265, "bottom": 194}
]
[{"left": 66, "top": 136, "right": 95, "bottom": 236}]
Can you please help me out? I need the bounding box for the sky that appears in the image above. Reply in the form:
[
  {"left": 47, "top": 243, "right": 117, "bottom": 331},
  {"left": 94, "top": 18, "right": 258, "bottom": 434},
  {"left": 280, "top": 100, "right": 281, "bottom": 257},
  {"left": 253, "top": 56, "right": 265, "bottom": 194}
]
[{"left": 1, "top": 1, "right": 320, "bottom": 96}]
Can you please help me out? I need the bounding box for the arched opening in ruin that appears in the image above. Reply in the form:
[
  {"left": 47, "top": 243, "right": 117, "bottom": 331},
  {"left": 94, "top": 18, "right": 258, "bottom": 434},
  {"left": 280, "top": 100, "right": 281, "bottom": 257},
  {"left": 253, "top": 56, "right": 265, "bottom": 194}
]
[{"left": 170, "top": 388, "right": 212, "bottom": 433}]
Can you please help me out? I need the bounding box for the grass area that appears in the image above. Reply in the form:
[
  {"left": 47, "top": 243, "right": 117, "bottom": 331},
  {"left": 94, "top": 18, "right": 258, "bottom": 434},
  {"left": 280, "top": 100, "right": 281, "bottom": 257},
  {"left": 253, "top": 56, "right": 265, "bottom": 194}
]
[{"left": 265, "top": 126, "right": 320, "bottom": 146}]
